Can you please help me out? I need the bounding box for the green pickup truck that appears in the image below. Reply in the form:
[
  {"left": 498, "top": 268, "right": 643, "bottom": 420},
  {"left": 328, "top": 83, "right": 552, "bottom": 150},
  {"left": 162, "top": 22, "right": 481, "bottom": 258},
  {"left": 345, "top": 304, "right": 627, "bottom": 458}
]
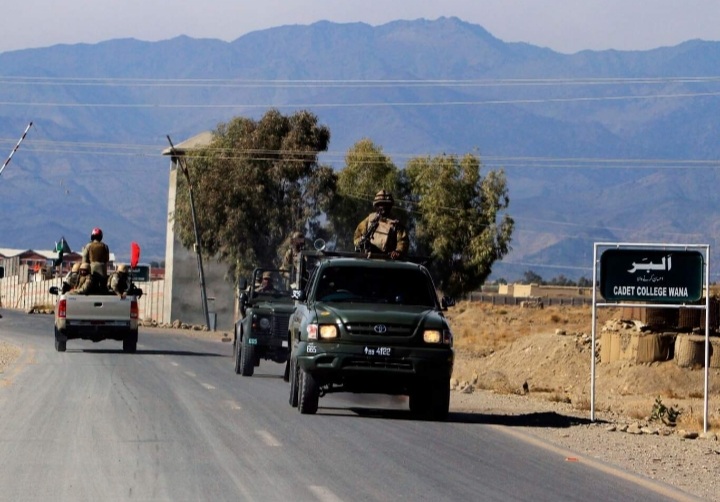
[{"left": 287, "top": 251, "right": 455, "bottom": 419}]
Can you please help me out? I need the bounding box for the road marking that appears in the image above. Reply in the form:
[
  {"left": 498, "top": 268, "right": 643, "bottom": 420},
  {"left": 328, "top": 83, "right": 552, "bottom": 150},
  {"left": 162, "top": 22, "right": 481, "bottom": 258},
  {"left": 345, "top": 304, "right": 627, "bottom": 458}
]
[
  {"left": 184, "top": 371, "right": 196, "bottom": 377},
  {"left": 200, "top": 383, "right": 215, "bottom": 390},
  {"left": 170, "top": 361, "right": 179, "bottom": 367},
  {"left": 307, "top": 485, "right": 343, "bottom": 502},
  {"left": 256, "top": 430, "right": 281, "bottom": 447},
  {"left": 225, "top": 400, "right": 242, "bottom": 410}
]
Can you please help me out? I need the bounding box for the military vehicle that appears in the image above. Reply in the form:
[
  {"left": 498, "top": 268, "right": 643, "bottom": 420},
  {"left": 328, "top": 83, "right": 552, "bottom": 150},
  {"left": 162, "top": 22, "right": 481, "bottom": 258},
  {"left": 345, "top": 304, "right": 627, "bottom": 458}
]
[
  {"left": 233, "top": 268, "right": 294, "bottom": 376},
  {"left": 287, "top": 250, "right": 455, "bottom": 419}
]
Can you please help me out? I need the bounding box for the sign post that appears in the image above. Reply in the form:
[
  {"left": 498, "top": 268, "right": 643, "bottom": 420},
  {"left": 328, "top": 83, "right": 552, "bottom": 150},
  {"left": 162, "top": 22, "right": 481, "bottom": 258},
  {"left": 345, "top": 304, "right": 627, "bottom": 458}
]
[{"left": 592, "top": 243, "right": 710, "bottom": 433}]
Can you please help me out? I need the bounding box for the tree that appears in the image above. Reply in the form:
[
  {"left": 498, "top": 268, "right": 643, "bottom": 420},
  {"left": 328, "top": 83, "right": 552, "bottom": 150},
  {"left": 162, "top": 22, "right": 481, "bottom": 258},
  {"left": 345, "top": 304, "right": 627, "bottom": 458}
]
[
  {"left": 522, "top": 270, "right": 544, "bottom": 285},
  {"left": 173, "top": 109, "right": 332, "bottom": 279},
  {"left": 406, "top": 154, "right": 513, "bottom": 297},
  {"left": 328, "top": 139, "right": 404, "bottom": 250}
]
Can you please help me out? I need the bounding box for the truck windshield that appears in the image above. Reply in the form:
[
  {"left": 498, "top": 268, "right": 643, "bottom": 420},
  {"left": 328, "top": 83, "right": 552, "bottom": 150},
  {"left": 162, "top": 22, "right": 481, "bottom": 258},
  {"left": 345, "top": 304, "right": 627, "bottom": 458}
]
[{"left": 315, "top": 266, "right": 437, "bottom": 307}]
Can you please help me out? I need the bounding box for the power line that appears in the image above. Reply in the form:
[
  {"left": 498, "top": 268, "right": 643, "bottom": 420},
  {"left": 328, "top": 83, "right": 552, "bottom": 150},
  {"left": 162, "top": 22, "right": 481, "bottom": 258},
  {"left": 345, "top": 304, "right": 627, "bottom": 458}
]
[{"left": 3, "top": 90, "right": 720, "bottom": 109}]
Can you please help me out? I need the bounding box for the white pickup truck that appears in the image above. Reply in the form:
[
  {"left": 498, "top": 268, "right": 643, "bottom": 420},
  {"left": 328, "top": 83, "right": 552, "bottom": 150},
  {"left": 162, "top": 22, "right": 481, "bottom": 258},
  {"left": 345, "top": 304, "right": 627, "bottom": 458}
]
[{"left": 49, "top": 287, "right": 140, "bottom": 353}]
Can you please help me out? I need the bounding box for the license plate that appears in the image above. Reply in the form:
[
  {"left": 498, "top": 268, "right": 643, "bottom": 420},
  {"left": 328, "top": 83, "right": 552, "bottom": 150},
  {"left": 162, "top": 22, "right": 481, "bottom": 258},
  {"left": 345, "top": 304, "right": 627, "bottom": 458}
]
[{"left": 364, "top": 346, "right": 392, "bottom": 357}]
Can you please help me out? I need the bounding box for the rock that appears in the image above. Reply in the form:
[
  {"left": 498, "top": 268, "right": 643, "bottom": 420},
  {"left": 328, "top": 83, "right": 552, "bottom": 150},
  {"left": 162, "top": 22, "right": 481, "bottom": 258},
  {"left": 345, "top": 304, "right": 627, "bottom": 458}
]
[
  {"left": 450, "top": 378, "right": 459, "bottom": 390},
  {"left": 677, "top": 430, "right": 699, "bottom": 440},
  {"left": 699, "top": 432, "right": 718, "bottom": 441},
  {"left": 626, "top": 423, "right": 643, "bottom": 434},
  {"left": 555, "top": 329, "right": 567, "bottom": 336}
]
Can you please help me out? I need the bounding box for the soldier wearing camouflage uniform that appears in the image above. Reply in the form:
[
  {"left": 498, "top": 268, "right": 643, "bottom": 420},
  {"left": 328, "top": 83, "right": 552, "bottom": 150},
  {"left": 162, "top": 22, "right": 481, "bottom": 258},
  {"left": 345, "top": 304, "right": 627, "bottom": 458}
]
[
  {"left": 82, "top": 227, "right": 110, "bottom": 290},
  {"left": 108, "top": 263, "right": 131, "bottom": 298},
  {"left": 353, "top": 190, "right": 409, "bottom": 260}
]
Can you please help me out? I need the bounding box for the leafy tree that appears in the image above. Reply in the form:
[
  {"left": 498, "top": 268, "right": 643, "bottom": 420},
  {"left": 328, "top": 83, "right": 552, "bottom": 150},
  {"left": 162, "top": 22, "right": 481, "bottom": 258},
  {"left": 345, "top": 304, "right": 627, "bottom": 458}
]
[
  {"left": 406, "top": 153, "right": 513, "bottom": 297},
  {"left": 173, "top": 109, "right": 332, "bottom": 279},
  {"left": 577, "top": 276, "right": 592, "bottom": 287},
  {"left": 329, "top": 139, "right": 404, "bottom": 250},
  {"left": 522, "top": 270, "right": 544, "bottom": 285}
]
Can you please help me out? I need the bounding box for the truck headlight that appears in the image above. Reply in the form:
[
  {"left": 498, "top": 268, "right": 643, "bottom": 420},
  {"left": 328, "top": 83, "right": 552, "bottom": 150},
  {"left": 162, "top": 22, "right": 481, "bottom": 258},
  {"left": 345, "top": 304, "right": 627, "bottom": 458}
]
[
  {"left": 319, "top": 325, "right": 338, "bottom": 339},
  {"left": 259, "top": 317, "right": 271, "bottom": 330},
  {"left": 423, "top": 330, "right": 442, "bottom": 343}
]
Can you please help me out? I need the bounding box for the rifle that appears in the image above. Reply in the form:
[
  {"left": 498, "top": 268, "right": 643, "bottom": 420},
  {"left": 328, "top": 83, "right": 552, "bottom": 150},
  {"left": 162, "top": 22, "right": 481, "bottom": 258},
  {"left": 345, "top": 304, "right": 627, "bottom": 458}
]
[{"left": 355, "top": 211, "right": 382, "bottom": 253}]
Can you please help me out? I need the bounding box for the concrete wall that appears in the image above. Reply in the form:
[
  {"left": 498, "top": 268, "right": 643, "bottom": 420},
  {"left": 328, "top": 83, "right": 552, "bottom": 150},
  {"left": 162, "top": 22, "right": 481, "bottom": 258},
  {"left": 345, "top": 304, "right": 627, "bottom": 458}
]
[{"left": 163, "top": 164, "right": 235, "bottom": 331}]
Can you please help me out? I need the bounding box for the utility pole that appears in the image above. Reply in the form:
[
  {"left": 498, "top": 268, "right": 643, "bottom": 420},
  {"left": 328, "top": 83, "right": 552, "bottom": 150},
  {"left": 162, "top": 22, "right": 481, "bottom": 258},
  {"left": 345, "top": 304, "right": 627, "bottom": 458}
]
[{"left": 166, "top": 135, "right": 211, "bottom": 329}]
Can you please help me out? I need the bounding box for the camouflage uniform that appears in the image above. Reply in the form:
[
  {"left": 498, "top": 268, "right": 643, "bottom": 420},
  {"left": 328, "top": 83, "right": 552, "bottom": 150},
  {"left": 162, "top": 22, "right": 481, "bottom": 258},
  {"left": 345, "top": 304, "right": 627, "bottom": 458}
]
[
  {"left": 69, "top": 263, "right": 95, "bottom": 295},
  {"left": 82, "top": 240, "right": 110, "bottom": 278},
  {"left": 353, "top": 190, "right": 409, "bottom": 259},
  {"left": 82, "top": 227, "right": 111, "bottom": 293},
  {"left": 281, "top": 232, "right": 305, "bottom": 272},
  {"left": 108, "top": 264, "right": 130, "bottom": 298},
  {"left": 61, "top": 263, "right": 81, "bottom": 293}
]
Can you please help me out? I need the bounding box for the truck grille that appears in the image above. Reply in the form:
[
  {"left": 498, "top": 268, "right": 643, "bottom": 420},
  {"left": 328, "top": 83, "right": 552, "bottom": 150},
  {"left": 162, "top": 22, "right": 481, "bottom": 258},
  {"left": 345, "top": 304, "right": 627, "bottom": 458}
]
[
  {"left": 272, "top": 314, "right": 290, "bottom": 338},
  {"left": 345, "top": 323, "right": 414, "bottom": 337}
]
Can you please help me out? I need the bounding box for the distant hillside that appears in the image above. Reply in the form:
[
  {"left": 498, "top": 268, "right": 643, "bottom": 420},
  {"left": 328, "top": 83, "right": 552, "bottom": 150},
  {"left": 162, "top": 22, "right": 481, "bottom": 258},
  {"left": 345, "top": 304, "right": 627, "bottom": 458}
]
[{"left": 1, "top": 17, "right": 719, "bottom": 279}]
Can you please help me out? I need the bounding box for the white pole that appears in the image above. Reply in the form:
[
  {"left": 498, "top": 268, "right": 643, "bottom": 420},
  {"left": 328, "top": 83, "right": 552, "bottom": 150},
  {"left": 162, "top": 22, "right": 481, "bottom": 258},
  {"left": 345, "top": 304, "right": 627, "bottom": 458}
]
[{"left": 0, "top": 122, "right": 33, "bottom": 178}]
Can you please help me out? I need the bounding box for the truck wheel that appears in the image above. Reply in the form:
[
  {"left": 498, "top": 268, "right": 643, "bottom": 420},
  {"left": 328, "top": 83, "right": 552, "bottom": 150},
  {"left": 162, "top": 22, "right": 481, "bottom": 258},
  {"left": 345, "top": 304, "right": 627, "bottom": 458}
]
[
  {"left": 123, "top": 329, "right": 138, "bottom": 353},
  {"left": 410, "top": 379, "right": 449, "bottom": 420},
  {"left": 298, "top": 368, "right": 319, "bottom": 414},
  {"left": 233, "top": 331, "right": 242, "bottom": 375},
  {"left": 240, "top": 336, "right": 255, "bottom": 377},
  {"left": 54, "top": 327, "right": 66, "bottom": 352},
  {"left": 428, "top": 379, "right": 450, "bottom": 421},
  {"left": 283, "top": 359, "right": 290, "bottom": 382},
  {"left": 288, "top": 360, "right": 299, "bottom": 407}
]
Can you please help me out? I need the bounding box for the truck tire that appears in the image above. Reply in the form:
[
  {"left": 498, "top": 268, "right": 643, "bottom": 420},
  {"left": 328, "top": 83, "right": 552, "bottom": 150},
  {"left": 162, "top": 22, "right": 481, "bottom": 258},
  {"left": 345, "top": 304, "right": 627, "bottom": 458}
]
[
  {"left": 298, "top": 368, "right": 319, "bottom": 414},
  {"left": 123, "top": 329, "right": 138, "bottom": 353},
  {"left": 240, "top": 335, "right": 255, "bottom": 377},
  {"left": 54, "top": 327, "right": 66, "bottom": 352},
  {"left": 410, "top": 378, "right": 449, "bottom": 421},
  {"left": 288, "top": 360, "right": 299, "bottom": 407},
  {"left": 233, "top": 331, "right": 242, "bottom": 375}
]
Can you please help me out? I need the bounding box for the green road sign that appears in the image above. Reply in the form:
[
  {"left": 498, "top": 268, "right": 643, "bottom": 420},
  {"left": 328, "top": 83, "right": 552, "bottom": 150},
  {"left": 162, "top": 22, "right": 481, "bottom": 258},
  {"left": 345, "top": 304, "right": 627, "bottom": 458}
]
[{"left": 600, "top": 249, "right": 703, "bottom": 303}]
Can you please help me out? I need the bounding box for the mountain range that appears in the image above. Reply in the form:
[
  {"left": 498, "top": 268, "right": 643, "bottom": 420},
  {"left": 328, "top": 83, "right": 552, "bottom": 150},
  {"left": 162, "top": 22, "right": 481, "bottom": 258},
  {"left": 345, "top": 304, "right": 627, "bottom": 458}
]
[{"left": 1, "top": 16, "right": 719, "bottom": 281}]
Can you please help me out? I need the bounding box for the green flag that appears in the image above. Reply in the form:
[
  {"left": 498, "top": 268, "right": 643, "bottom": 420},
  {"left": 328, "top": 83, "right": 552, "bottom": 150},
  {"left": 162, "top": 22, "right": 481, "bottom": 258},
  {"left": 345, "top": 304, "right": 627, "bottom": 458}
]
[{"left": 54, "top": 237, "right": 71, "bottom": 266}]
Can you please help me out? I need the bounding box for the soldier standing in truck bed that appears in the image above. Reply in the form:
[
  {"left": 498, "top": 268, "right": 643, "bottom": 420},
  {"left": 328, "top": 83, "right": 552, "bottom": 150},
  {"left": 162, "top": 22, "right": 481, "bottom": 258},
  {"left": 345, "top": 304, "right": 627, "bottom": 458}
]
[
  {"left": 82, "top": 227, "right": 110, "bottom": 290},
  {"left": 353, "top": 190, "right": 409, "bottom": 259}
]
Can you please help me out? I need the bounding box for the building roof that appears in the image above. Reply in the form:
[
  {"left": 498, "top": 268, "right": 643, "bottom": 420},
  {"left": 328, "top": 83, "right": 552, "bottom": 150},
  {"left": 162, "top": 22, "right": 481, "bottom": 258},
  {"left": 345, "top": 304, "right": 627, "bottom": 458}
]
[
  {"left": 161, "top": 131, "right": 214, "bottom": 156},
  {"left": 0, "top": 249, "right": 115, "bottom": 261}
]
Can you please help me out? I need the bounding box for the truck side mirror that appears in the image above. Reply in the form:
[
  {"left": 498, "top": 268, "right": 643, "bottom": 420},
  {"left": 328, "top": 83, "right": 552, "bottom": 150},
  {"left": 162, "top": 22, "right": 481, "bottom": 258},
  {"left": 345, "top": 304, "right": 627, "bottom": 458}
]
[
  {"left": 238, "top": 278, "right": 247, "bottom": 291},
  {"left": 292, "top": 289, "right": 306, "bottom": 301},
  {"left": 49, "top": 286, "right": 59, "bottom": 295},
  {"left": 0, "top": 266, "right": 4, "bottom": 279}
]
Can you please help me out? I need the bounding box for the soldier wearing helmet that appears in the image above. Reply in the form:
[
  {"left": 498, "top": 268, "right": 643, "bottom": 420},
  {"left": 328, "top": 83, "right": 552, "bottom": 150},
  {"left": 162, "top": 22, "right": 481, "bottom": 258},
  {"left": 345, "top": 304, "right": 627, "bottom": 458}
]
[
  {"left": 81, "top": 226, "right": 111, "bottom": 288},
  {"left": 69, "top": 262, "right": 95, "bottom": 295},
  {"left": 108, "top": 263, "right": 131, "bottom": 298},
  {"left": 61, "top": 262, "right": 82, "bottom": 293},
  {"left": 281, "top": 231, "right": 306, "bottom": 272},
  {"left": 353, "top": 190, "right": 409, "bottom": 259}
]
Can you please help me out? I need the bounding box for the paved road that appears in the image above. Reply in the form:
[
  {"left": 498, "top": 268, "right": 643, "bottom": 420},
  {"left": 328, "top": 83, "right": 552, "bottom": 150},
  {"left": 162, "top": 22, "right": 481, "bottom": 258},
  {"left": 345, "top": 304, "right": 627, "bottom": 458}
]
[{"left": 0, "top": 309, "right": 695, "bottom": 501}]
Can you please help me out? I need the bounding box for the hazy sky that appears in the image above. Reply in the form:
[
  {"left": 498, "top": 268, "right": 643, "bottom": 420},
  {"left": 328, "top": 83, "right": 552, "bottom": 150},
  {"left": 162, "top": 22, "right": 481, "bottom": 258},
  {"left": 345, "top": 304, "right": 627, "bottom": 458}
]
[{"left": 3, "top": 0, "right": 719, "bottom": 55}]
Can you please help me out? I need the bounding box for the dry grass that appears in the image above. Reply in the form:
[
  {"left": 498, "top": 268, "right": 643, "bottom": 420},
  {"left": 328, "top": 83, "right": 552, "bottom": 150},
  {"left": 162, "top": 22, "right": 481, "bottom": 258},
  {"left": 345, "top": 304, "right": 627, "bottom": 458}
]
[{"left": 447, "top": 301, "right": 720, "bottom": 430}]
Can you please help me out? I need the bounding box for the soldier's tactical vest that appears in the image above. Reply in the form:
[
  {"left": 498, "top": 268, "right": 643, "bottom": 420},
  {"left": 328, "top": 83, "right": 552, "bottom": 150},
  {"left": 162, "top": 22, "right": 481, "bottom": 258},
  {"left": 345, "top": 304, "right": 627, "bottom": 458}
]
[
  {"left": 369, "top": 214, "right": 398, "bottom": 253},
  {"left": 86, "top": 241, "right": 110, "bottom": 263}
]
